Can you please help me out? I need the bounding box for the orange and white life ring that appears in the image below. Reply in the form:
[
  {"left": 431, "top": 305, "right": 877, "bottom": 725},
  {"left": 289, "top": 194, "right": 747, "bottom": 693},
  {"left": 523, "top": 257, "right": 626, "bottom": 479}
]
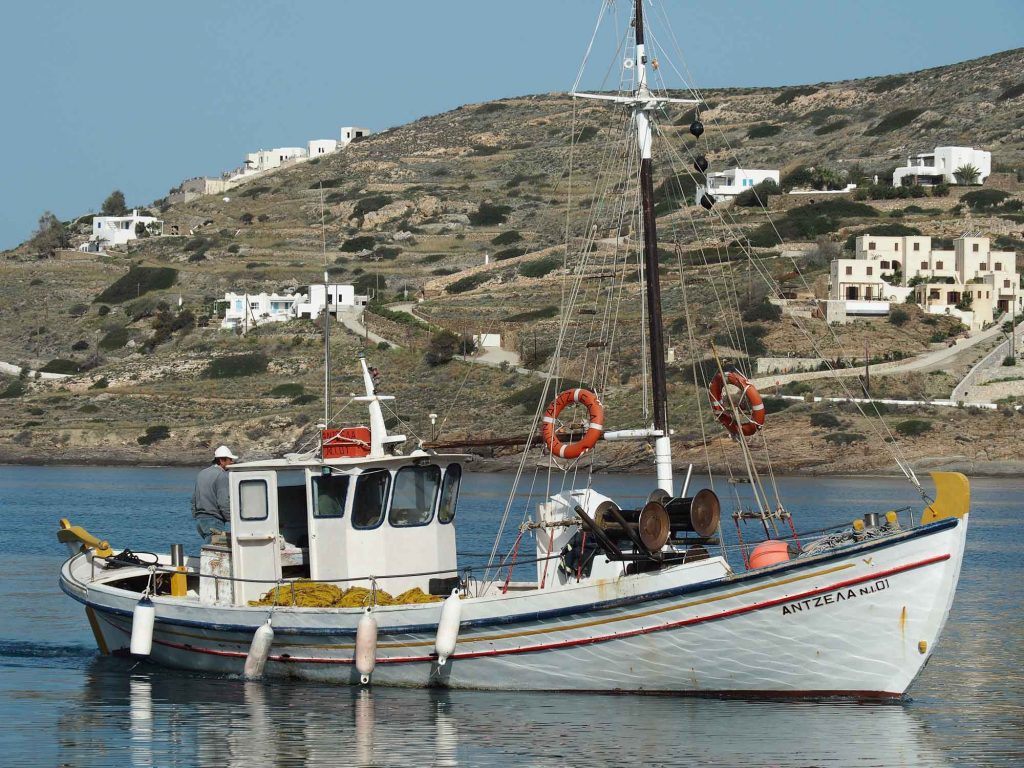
[
  {"left": 542, "top": 388, "right": 605, "bottom": 459},
  {"left": 708, "top": 370, "right": 765, "bottom": 437}
]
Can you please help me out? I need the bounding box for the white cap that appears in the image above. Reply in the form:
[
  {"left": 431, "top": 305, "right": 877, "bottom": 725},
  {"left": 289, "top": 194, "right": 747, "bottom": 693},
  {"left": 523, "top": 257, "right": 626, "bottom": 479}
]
[{"left": 214, "top": 445, "right": 238, "bottom": 460}]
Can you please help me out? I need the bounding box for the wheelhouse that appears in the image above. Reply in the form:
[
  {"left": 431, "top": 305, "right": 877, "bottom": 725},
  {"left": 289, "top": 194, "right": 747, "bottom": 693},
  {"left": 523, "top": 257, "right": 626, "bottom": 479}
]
[{"left": 204, "top": 454, "right": 463, "bottom": 606}]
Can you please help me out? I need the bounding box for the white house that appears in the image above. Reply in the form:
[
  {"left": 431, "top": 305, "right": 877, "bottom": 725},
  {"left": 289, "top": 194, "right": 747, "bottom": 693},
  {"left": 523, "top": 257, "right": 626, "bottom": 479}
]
[
  {"left": 696, "top": 168, "right": 779, "bottom": 202},
  {"left": 221, "top": 292, "right": 305, "bottom": 331},
  {"left": 296, "top": 284, "right": 368, "bottom": 319},
  {"left": 308, "top": 139, "right": 338, "bottom": 157},
  {"left": 340, "top": 127, "right": 371, "bottom": 147},
  {"left": 828, "top": 234, "right": 1019, "bottom": 328},
  {"left": 243, "top": 147, "right": 309, "bottom": 174},
  {"left": 88, "top": 209, "right": 163, "bottom": 248},
  {"left": 892, "top": 146, "right": 991, "bottom": 187}
]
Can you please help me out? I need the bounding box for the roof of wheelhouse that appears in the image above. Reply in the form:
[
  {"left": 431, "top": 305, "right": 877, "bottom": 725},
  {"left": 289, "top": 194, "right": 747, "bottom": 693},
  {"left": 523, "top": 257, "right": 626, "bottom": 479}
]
[{"left": 228, "top": 451, "right": 468, "bottom": 472}]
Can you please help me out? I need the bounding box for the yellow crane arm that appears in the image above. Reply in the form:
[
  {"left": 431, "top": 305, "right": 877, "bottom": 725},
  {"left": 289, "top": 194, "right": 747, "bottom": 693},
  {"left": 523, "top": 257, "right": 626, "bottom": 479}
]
[{"left": 57, "top": 518, "right": 113, "bottom": 558}]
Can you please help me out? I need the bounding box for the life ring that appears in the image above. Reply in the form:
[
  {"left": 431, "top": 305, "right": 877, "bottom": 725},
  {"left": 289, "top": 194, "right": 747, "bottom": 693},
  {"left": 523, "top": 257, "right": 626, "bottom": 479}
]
[
  {"left": 708, "top": 370, "right": 765, "bottom": 437},
  {"left": 542, "top": 388, "right": 604, "bottom": 459}
]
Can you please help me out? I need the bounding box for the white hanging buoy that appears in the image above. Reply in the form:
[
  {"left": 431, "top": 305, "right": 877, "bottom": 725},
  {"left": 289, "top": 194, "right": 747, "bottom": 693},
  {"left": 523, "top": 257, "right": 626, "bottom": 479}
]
[
  {"left": 434, "top": 589, "right": 462, "bottom": 666},
  {"left": 243, "top": 618, "right": 274, "bottom": 680},
  {"left": 355, "top": 607, "right": 378, "bottom": 684},
  {"left": 130, "top": 596, "right": 155, "bottom": 656}
]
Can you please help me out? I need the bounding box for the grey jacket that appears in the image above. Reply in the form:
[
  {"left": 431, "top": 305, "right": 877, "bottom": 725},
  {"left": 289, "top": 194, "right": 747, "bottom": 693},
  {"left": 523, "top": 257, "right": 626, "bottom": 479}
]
[{"left": 191, "top": 463, "right": 230, "bottom": 522}]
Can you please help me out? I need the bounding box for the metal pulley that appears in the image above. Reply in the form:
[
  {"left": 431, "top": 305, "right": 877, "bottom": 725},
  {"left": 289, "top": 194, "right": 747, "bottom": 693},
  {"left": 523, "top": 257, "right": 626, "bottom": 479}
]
[
  {"left": 700, "top": 193, "right": 716, "bottom": 210},
  {"left": 689, "top": 120, "right": 705, "bottom": 138},
  {"left": 694, "top": 155, "right": 709, "bottom": 174}
]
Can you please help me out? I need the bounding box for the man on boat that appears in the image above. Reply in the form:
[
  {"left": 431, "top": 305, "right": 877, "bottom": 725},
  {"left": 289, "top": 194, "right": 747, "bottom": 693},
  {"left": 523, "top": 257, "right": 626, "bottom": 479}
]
[{"left": 192, "top": 445, "right": 237, "bottom": 544}]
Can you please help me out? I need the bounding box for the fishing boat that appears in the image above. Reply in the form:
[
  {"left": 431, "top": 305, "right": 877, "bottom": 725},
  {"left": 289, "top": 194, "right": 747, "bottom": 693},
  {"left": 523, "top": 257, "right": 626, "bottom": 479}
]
[{"left": 57, "top": 0, "right": 968, "bottom": 697}]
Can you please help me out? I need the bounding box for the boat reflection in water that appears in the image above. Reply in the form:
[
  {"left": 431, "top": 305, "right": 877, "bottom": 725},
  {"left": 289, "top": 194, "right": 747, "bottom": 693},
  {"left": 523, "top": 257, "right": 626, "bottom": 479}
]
[{"left": 66, "top": 659, "right": 951, "bottom": 767}]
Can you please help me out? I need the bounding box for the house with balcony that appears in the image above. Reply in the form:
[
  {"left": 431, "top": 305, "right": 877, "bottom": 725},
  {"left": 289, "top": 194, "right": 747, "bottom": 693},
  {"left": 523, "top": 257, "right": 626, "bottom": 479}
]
[
  {"left": 220, "top": 291, "right": 305, "bottom": 331},
  {"left": 696, "top": 168, "right": 779, "bottom": 202},
  {"left": 828, "top": 234, "right": 1019, "bottom": 328},
  {"left": 85, "top": 209, "right": 163, "bottom": 250},
  {"left": 892, "top": 146, "right": 991, "bottom": 186}
]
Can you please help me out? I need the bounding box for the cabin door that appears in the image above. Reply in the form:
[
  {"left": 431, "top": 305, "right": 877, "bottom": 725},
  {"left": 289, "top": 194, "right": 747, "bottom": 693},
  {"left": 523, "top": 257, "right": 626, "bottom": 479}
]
[
  {"left": 230, "top": 471, "right": 281, "bottom": 605},
  {"left": 307, "top": 470, "right": 351, "bottom": 582}
]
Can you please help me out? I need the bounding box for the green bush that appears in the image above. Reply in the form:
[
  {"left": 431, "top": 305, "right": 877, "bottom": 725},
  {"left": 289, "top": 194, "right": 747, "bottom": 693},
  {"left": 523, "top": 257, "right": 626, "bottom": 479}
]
[
  {"left": 40, "top": 359, "right": 80, "bottom": 374},
  {"left": 89, "top": 377, "right": 109, "bottom": 389},
  {"left": 469, "top": 144, "right": 501, "bottom": 156},
  {"left": 269, "top": 383, "right": 304, "bottom": 397},
  {"left": 503, "top": 379, "right": 584, "bottom": 409},
  {"left": 494, "top": 247, "right": 526, "bottom": 261},
  {"left": 747, "top": 123, "right": 782, "bottom": 139},
  {"left": 291, "top": 394, "right": 317, "bottom": 405},
  {"left": 94, "top": 267, "right": 178, "bottom": 305},
  {"left": 519, "top": 257, "right": 561, "bottom": 278},
  {"left": 204, "top": 352, "right": 269, "bottom": 379},
  {"left": 734, "top": 179, "right": 780, "bottom": 208},
  {"left": 761, "top": 396, "right": 793, "bottom": 414},
  {"left": 774, "top": 86, "right": 817, "bottom": 106},
  {"left": 782, "top": 380, "right": 813, "bottom": 395},
  {"left": 419, "top": 253, "right": 446, "bottom": 264},
  {"left": 137, "top": 425, "right": 171, "bottom": 446},
  {"left": 810, "top": 412, "right": 841, "bottom": 429},
  {"left": 425, "top": 330, "right": 472, "bottom": 366},
  {"left": 996, "top": 82, "right": 1024, "bottom": 102},
  {"left": 871, "top": 75, "right": 910, "bottom": 93},
  {"left": 0, "top": 379, "right": 27, "bottom": 398},
  {"left": 469, "top": 202, "right": 512, "bottom": 226},
  {"left": 575, "top": 126, "right": 599, "bottom": 142},
  {"left": 741, "top": 301, "right": 782, "bottom": 322},
  {"left": 824, "top": 432, "right": 865, "bottom": 445},
  {"left": 1002, "top": 356, "right": 1016, "bottom": 367},
  {"left": 814, "top": 120, "right": 850, "bottom": 136},
  {"left": 889, "top": 308, "right": 910, "bottom": 327},
  {"left": 504, "top": 305, "right": 558, "bottom": 322},
  {"left": 961, "top": 189, "right": 1010, "bottom": 210},
  {"left": 340, "top": 235, "right": 377, "bottom": 252},
  {"left": 351, "top": 195, "right": 393, "bottom": 219},
  {"left": 238, "top": 185, "right": 271, "bottom": 199},
  {"left": 864, "top": 108, "right": 926, "bottom": 136},
  {"left": 491, "top": 230, "right": 522, "bottom": 245},
  {"left": 894, "top": 419, "right": 932, "bottom": 436},
  {"left": 98, "top": 327, "right": 129, "bottom": 351},
  {"left": 745, "top": 200, "right": 877, "bottom": 247},
  {"left": 446, "top": 272, "right": 491, "bottom": 294}
]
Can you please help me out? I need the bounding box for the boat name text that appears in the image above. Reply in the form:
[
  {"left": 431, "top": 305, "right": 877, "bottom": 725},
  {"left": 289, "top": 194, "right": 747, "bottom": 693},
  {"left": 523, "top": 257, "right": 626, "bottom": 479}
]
[{"left": 780, "top": 579, "right": 890, "bottom": 616}]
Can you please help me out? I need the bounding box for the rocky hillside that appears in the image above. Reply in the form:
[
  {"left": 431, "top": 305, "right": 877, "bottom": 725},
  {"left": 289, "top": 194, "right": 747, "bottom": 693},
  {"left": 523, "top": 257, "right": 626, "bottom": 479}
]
[{"left": 2, "top": 48, "right": 1023, "bottom": 473}]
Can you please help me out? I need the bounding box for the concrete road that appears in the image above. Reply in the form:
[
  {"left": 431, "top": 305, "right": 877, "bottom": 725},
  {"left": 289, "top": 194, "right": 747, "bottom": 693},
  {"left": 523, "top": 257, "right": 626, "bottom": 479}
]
[{"left": 951, "top": 320, "right": 1024, "bottom": 403}]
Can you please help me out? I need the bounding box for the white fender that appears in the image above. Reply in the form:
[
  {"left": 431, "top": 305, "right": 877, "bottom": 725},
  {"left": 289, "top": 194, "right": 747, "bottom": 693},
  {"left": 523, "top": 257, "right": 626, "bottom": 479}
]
[
  {"left": 243, "top": 618, "right": 274, "bottom": 680},
  {"left": 434, "top": 589, "right": 462, "bottom": 666},
  {"left": 130, "top": 596, "right": 155, "bottom": 656},
  {"left": 355, "top": 607, "right": 378, "bottom": 684}
]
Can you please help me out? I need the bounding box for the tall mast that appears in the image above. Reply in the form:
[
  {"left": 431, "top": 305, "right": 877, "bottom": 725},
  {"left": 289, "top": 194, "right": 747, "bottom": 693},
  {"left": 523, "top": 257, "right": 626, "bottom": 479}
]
[
  {"left": 572, "top": 1, "right": 698, "bottom": 493},
  {"left": 634, "top": 0, "right": 672, "bottom": 493}
]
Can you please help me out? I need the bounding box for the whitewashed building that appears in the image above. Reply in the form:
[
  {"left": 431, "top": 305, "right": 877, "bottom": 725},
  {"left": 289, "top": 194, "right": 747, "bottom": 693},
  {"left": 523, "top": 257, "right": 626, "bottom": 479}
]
[
  {"left": 221, "top": 292, "right": 304, "bottom": 331},
  {"left": 243, "top": 147, "right": 309, "bottom": 174},
  {"left": 308, "top": 139, "right": 338, "bottom": 157},
  {"left": 88, "top": 209, "right": 163, "bottom": 248},
  {"left": 296, "top": 284, "right": 368, "bottom": 319},
  {"left": 340, "top": 126, "right": 371, "bottom": 146},
  {"left": 892, "top": 146, "right": 991, "bottom": 186},
  {"left": 696, "top": 168, "right": 779, "bottom": 201},
  {"left": 828, "top": 235, "right": 1019, "bottom": 328}
]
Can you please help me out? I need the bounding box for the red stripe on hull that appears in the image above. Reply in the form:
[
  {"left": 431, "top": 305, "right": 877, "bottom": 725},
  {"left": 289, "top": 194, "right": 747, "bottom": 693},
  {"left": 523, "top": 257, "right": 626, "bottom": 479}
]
[{"left": 142, "top": 553, "right": 950, "bottom": 668}]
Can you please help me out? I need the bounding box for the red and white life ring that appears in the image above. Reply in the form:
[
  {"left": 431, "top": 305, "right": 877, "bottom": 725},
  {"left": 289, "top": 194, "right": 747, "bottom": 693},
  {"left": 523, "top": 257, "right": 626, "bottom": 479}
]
[
  {"left": 542, "top": 388, "right": 605, "bottom": 459},
  {"left": 708, "top": 370, "right": 765, "bottom": 437}
]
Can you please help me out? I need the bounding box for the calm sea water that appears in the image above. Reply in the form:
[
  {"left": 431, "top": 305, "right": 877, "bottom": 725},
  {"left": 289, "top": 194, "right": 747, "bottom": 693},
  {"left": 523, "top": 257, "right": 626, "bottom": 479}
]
[{"left": 0, "top": 465, "right": 1021, "bottom": 767}]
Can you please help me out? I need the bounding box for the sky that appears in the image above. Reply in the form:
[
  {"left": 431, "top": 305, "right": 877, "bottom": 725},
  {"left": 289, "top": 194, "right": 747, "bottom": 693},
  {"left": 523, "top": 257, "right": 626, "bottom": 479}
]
[{"left": 1, "top": 0, "right": 1021, "bottom": 250}]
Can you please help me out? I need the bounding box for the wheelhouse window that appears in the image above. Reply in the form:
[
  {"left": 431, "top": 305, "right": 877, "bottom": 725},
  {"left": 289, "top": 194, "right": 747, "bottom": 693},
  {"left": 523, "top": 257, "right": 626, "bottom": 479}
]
[
  {"left": 390, "top": 465, "right": 441, "bottom": 527},
  {"left": 313, "top": 474, "right": 350, "bottom": 518},
  {"left": 438, "top": 464, "right": 462, "bottom": 524},
  {"left": 239, "top": 479, "right": 269, "bottom": 521},
  {"left": 352, "top": 470, "right": 391, "bottom": 529}
]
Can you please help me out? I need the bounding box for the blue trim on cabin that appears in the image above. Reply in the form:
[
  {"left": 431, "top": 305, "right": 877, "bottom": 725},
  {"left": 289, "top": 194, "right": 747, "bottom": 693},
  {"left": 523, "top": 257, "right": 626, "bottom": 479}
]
[{"left": 64, "top": 517, "right": 960, "bottom": 638}]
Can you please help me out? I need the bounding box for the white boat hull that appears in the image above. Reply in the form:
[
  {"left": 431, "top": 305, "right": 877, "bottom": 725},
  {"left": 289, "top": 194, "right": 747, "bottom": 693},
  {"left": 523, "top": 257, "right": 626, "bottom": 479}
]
[{"left": 61, "top": 516, "right": 966, "bottom": 697}]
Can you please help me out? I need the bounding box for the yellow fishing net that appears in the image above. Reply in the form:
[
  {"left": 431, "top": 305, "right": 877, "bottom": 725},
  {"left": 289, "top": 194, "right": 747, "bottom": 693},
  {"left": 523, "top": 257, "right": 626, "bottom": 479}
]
[{"left": 249, "top": 581, "right": 442, "bottom": 608}]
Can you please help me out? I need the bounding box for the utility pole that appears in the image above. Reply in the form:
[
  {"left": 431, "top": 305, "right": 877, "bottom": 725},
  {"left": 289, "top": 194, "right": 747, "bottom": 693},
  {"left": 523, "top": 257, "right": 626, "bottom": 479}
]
[{"left": 864, "top": 339, "right": 870, "bottom": 397}]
